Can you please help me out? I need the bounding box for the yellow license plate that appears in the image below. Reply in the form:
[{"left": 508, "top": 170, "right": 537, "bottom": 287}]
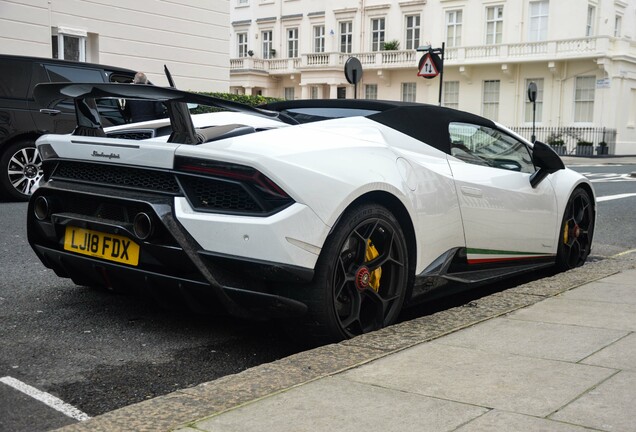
[{"left": 63, "top": 226, "right": 140, "bottom": 266}]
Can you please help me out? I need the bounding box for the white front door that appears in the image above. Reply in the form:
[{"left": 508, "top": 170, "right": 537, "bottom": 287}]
[{"left": 447, "top": 122, "right": 558, "bottom": 264}]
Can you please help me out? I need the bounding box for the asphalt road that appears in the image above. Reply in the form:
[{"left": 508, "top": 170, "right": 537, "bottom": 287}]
[{"left": 0, "top": 162, "right": 634, "bottom": 432}]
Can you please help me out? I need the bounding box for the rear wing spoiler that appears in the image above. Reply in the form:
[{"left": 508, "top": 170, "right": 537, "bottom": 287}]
[{"left": 33, "top": 83, "right": 297, "bottom": 143}]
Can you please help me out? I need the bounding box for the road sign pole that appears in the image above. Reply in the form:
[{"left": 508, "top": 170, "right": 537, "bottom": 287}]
[{"left": 437, "top": 42, "right": 445, "bottom": 106}]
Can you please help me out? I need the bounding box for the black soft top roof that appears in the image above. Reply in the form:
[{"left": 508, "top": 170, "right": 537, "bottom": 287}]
[{"left": 263, "top": 99, "right": 497, "bottom": 154}]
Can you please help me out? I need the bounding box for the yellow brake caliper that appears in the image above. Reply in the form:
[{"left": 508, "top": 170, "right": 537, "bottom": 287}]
[
  {"left": 563, "top": 223, "right": 569, "bottom": 245},
  {"left": 365, "top": 240, "right": 382, "bottom": 292}
]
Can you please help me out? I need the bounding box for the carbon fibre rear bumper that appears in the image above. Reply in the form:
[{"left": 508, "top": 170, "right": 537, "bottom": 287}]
[{"left": 27, "top": 181, "right": 308, "bottom": 318}]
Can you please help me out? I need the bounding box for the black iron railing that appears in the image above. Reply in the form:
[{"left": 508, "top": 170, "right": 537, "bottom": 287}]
[{"left": 510, "top": 126, "right": 617, "bottom": 156}]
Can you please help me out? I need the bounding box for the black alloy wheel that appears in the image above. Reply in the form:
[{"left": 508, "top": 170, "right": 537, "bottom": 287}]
[
  {"left": 302, "top": 203, "right": 411, "bottom": 342},
  {"left": 556, "top": 188, "right": 595, "bottom": 270},
  {"left": 0, "top": 140, "right": 43, "bottom": 201}
]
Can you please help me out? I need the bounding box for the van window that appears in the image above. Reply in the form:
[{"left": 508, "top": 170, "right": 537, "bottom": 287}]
[
  {"left": 44, "top": 65, "right": 106, "bottom": 83},
  {"left": 0, "top": 59, "right": 31, "bottom": 99}
]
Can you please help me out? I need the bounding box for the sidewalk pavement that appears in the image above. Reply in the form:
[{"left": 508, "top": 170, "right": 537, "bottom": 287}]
[{"left": 58, "top": 252, "right": 636, "bottom": 432}]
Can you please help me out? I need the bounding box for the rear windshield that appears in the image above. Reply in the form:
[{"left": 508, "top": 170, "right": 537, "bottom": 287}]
[{"left": 280, "top": 107, "right": 380, "bottom": 123}]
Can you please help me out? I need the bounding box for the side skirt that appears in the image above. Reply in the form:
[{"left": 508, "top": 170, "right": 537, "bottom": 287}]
[{"left": 410, "top": 247, "right": 555, "bottom": 301}]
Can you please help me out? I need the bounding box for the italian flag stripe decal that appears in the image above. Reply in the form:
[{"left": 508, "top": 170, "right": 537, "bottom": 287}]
[{"left": 466, "top": 248, "right": 554, "bottom": 265}]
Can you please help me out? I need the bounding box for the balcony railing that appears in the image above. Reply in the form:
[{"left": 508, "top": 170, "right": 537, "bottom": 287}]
[{"left": 231, "top": 36, "right": 632, "bottom": 74}]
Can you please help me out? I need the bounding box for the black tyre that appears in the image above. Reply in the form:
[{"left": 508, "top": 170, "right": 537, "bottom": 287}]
[
  {"left": 555, "top": 188, "right": 595, "bottom": 271},
  {"left": 0, "top": 140, "right": 43, "bottom": 201},
  {"left": 300, "top": 203, "right": 412, "bottom": 342}
]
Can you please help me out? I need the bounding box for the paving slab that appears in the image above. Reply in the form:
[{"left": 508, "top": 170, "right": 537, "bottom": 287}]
[
  {"left": 560, "top": 279, "right": 636, "bottom": 304},
  {"left": 437, "top": 317, "right": 627, "bottom": 362},
  {"left": 581, "top": 333, "right": 636, "bottom": 372},
  {"left": 455, "top": 410, "right": 595, "bottom": 432},
  {"left": 550, "top": 371, "right": 636, "bottom": 432},
  {"left": 188, "top": 377, "right": 488, "bottom": 432},
  {"left": 509, "top": 297, "right": 636, "bottom": 331},
  {"left": 341, "top": 343, "right": 614, "bottom": 417}
]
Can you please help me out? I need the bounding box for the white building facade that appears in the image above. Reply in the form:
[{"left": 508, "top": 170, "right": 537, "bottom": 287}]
[
  {"left": 0, "top": 0, "right": 230, "bottom": 91},
  {"left": 230, "top": 0, "right": 636, "bottom": 155}
]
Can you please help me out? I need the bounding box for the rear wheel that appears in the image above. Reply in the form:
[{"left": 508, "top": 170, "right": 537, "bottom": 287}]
[
  {"left": 555, "top": 188, "right": 595, "bottom": 271},
  {"left": 299, "top": 203, "right": 411, "bottom": 342},
  {"left": 0, "top": 140, "right": 43, "bottom": 201}
]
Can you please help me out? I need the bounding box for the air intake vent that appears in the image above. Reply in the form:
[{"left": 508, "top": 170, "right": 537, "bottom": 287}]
[{"left": 52, "top": 161, "right": 181, "bottom": 194}]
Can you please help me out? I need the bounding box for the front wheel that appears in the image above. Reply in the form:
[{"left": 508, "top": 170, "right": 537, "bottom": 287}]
[
  {"left": 0, "top": 140, "right": 43, "bottom": 201},
  {"left": 299, "top": 203, "right": 412, "bottom": 342},
  {"left": 555, "top": 188, "right": 595, "bottom": 271}
]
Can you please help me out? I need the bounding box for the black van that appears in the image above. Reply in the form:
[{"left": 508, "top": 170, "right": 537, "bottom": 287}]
[{"left": 0, "top": 55, "right": 139, "bottom": 200}]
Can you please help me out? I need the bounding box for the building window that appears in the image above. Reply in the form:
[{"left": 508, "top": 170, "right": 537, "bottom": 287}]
[
  {"left": 237, "top": 0, "right": 248, "bottom": 5},
  {"left": 529, "top": 1, "right": 549, "bottom": 42},
  {"left": 615, "top": 15, "right": 622, "bottom": 37},
  {"left": 371, "top": 18, "right": 385, "bottom": 51},
  {"left": 405, "top": 15, "right": 420, "bottom": 50},
  {"left": 284, "top": 87, "right": 295, "bottom": 100},
  {"left": 51, "top": 29, "right": 86, "bottom": 61},
  {"left": 482, "top": 80, "right": 500, "bottom": 121},
  {"left": 365, "top": 84, "right": 378, "bottom": 99},
  {"left": 262, "top": 30, "right": 273, "bottom": 59},
  {"left": 586, "top": 5, "right": 595, "bottom": 36},
  {"left": 337, "top": 87, "right": 347, "bottom": 99},
  {"left": 574, "top": 76, "right": 595, "bottom": 122},
  {"left": 339, "top": 21, "right": 353, "bottom": 53},
  {"left": 310, "top": 86, "right": 319, "bottom": 99},
  {"left": 237, "top": 32, "right": 248, "bottom": 57},
  {"left": 524, "top": 78, "right": 543, "bottom": 122},
  {"left": 313, "top": 25, "right": 325, "bottom": 53},
  {"left": 401, "top": 82, "right": 417, "bottom": 102},
  {"left": 446, "top": 10, "right": 462, "bottom": 47},
  {"left": 287, "top": 28, "right": 298, "bottom": 57},
  {"left": 444, "top": 81, "right": 459, "bottom": 109},
  {"left": 485, "top": 5, "right": 504, "bottom": 45}
]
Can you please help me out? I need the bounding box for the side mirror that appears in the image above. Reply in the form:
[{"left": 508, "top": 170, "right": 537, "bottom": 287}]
[{"left": 529, "top": 141, "right": 565, "bottom": 188}]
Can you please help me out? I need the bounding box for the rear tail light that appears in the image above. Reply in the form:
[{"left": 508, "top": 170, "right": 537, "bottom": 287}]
[{"left": 174, "top": 157, "right": 294, "bottom": 215}]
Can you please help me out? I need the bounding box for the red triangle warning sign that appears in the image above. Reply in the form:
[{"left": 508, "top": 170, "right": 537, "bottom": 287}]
[{"left": 417, "top": 53, "right": 439, "bottom": 78}]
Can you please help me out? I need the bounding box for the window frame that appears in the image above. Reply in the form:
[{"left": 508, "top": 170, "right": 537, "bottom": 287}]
[
  {"left": 365, "top": 84, "right": 378, "bottom": 100},
  {"left": 485, "top": 5, "right": 504, "bottom": 45},
  {"left": 313, "top": 25, "right": 325, "bottom": 53},
  {"left": 370, "top": 17, "right": 386, "bottom": 51},
  {"left": 574, "top": 75, "right": 595, "bottom": 123},
  {"left": 482, "top": 80, "right": 501, "bottom": 121},
  {"left": 339, "top": 21, "right": 353, "bottom": 53},
  {"left": 443, "top": 80, "right": 460, "bottom": 109},
  {"left": 528, "top": 0, "right": 549, "bottom": 42},
  {"left": 405, "top": 14, "right": 420, "bottom": 50},
  {"left": 401, "top": 82, "right": 417, "bottom": 102},
  {"left": 445, "top": 10, "right": 463, "bottom": 48},
  {"left": 51, "top": 30, "right": 86, "bottom": 62},
  {"left": 261, "top": 30, "right": 273, "bottom": 59},
  {"left": 614, "top": 14, "right": 622, "bottom": 38},
  {"left": 237, "top": 32, "right": 248, "bottom": 57},
  {"left": 287, "top": 27, "right": 299, "bottom": 58},
  {"left": 586, "top": 5, "right": 595, "bottom": 37}
]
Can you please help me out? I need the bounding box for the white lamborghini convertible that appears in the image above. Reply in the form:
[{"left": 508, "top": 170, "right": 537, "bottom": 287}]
[{"left": 28, "top": 83, "right": 595, "bottom": 342}]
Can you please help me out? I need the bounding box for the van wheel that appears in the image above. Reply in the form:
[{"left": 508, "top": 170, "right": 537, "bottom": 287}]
[{"left": 0, "top": 140, "right": 43, "bottom": 201}]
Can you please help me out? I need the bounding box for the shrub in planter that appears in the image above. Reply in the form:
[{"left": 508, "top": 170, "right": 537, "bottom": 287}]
[
  {"left": 596, "top": 141, "right": 609, "bottom": 155},
  {"left": 548, "top": 139, "right": 566, "bottom": 155},
  {"left": 576, "top": 140, "right": 594, "bottom": 156},
  {"left": 382, "top": 40, "right": 400, "bottom": 50}
]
